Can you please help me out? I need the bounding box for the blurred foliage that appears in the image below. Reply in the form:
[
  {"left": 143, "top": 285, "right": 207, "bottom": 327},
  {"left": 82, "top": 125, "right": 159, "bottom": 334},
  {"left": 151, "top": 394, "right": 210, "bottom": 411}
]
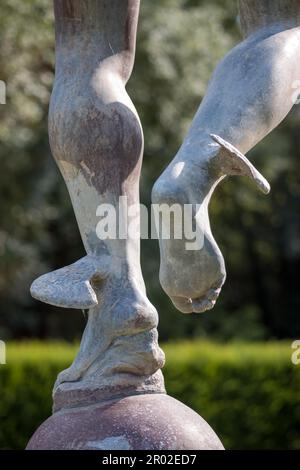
[
  {"left": 0, "top": 0, "right": 300, "bottom": 342},
  {"left": 0, "top": 340, "right": 299, "bottom": 449}
]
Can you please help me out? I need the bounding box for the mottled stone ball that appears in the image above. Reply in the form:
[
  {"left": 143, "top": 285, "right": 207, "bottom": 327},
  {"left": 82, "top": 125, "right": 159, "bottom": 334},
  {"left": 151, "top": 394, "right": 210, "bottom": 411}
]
[{"left": 27, "top": 393, "right": 223, "bottom": 450}]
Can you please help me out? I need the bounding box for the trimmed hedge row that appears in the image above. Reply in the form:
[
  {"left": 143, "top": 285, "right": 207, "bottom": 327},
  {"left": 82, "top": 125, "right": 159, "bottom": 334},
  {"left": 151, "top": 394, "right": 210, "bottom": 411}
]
[{"left": 0, "top": 341, "right": 299, "bottom": 449}]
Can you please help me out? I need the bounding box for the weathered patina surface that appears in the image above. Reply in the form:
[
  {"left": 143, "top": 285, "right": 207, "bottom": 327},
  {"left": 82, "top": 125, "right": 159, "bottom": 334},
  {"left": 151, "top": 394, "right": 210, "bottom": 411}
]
[
  {"left": 27, "top": 394, "right": 224, "bottom": 450},
  {"left": 28, "top": 0, "right": 300, "bottom": 451},
  {"left": 31, "top": 0, "right": 166, "bottom": 409},
  {"left": 152, "top": 0, "right": 300, "bottom": 314}
]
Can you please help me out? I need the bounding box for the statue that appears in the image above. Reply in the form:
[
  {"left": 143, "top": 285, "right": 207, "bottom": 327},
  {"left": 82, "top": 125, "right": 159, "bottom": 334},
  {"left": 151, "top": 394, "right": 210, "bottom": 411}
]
[
  {"left": 27, "top": 0, "right": 223, "bottom": 450},
  {"left": 27, "top": 0, "right": 300, "bottom": 450}
]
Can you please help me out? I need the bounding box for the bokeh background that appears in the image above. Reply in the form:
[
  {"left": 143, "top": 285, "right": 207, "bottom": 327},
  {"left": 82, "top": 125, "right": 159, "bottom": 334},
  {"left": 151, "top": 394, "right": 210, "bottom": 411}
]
[{"left": 0, "top": 0, "right": 299, "bottom": 449}]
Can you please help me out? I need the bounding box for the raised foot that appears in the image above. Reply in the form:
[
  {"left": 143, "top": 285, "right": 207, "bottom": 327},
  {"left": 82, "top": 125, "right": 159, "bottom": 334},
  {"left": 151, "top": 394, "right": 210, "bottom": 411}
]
[
  {"left": 153, "top": 134, "right": 270, "bottom": 314},
  {"left": 30, "top": 254, "right": 110, "bottom": 309}
]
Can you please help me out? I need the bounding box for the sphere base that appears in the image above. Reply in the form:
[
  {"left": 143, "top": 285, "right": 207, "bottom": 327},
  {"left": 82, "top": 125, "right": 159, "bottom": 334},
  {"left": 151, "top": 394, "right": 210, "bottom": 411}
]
[{"left": 26, "top": 393, "right": 224, "bottom": 450}]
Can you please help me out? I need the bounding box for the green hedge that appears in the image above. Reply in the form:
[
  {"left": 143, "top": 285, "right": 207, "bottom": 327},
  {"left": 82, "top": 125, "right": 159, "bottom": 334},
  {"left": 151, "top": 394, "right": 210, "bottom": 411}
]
[{"left": 0, "top": 341, "right": 299, "bottom": 449}]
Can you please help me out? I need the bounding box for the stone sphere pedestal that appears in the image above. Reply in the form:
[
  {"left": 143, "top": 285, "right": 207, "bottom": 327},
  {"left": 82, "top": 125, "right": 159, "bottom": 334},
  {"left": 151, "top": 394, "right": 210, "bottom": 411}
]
[{"left": 26, "top": 394, "right": 224, "bottom": 450}]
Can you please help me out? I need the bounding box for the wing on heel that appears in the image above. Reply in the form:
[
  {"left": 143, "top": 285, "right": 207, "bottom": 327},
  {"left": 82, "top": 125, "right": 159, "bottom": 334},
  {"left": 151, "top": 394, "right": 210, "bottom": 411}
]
[
  {"left": 30, "top": 255, "right": 110, "bottom": 309},
  {"left": 210, "top": 133, "right": 270, "bottom": 195}
]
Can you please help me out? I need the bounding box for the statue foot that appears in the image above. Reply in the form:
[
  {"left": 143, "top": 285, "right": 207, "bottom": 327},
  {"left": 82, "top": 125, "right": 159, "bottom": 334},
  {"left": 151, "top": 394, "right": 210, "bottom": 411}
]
[
  {"left": 30, "top": 254, "right": 111, "bottom": 309},
  {"left": 152, "top": 134, "right": 270, "bottom": 314}
]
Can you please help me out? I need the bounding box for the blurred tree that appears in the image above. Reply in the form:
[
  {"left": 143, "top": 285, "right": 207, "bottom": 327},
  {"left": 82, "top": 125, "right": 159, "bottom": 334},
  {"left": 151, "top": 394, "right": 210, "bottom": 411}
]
[{"left": 0, "top": 0, "right": 299, "bottom": 342}]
